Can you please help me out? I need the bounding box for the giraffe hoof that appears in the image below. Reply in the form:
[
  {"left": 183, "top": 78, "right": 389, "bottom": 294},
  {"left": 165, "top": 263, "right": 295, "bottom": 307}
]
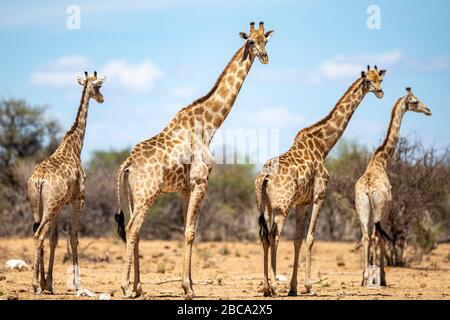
[
  {"left": 133, "top": 283, "right": 143, "bottom": 298},
  {"left": 288, "top": 289, "right": 298, "bottom": 296},
  {"left": 33, "top": 286, "right": 43, "bottom": 295},
  {"left": 300, "top": 285, "right": 311, "bottom": 295},
  {"left": 184, "top": 293, "right": 194, "bottom": 300},
  {"left": 263, "top": 291, "right": 273, "bottom": 297},
  {"left": 121, "top": 285, "right": 134, "bottom": 299}
]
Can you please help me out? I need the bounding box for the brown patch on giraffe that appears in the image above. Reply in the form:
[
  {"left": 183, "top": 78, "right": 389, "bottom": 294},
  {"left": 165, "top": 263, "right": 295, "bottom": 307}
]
[
  {"left": 218, "top": 87, "right": 228, "bottom": 99},
  {"left": 213, "top": 116, "right": 222, "bottom": 128}
]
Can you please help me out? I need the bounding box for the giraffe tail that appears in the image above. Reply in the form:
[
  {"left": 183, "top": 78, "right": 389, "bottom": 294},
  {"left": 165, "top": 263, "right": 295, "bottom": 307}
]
[
  {"left": 32, "top": 180, "right": 44, "bottom": 233},
  {"left": 115, "top": 157, "right": 131, "bottom": 242},
  {"left": 367, "top": 192, "right": 393, "bottom": 244},
  {"left": 375, "top": 222, "right": 393, "bottom": 244},
  {"left": 258, "top": 176, "right": 270, "bottom": 244}
]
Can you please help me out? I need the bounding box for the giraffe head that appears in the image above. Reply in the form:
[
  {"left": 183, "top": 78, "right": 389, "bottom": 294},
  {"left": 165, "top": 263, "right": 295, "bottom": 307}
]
[
  {"left": 239, "top": 21, "right": 274, "bottom": 64},
  {"left": 404, "top": 87, "right": 432, "bottom": 116},
  {"left": 76, "top": 71, "right": 106, "bottom": 103},
  {"left": 361, "top": 65, "right": 386, "bottom": 98}
]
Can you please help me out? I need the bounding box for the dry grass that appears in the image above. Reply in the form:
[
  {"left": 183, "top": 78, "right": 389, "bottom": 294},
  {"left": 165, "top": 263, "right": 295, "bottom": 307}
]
[{"left": 0, "top": 238, "right": 449, "bottom": 300}]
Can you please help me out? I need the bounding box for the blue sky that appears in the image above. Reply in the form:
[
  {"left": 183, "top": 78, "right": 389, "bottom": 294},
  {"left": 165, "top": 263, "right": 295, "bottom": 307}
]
[{"left": 1, "top": 0, "right": 449, "bottom": 163}]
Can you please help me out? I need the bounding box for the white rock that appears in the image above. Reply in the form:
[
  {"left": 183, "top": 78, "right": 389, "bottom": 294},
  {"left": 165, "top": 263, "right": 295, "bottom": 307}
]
[
  {"left": 76, "top": 288, "right": 96, "bottom": 297},
  {"left": 276, "top": 274, "right": 288, "bottom": 282},
  {"left": 98, "top": 293, "right": 111, "bottom": 300},
  {"left": 5, "top": 259, "right": 28, "bottom": 271}
]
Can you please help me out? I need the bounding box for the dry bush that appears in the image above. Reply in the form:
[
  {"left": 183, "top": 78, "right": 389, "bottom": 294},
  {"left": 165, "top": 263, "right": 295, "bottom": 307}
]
[{"left": 384, "top": 137, "right": 450, "bottom": 265}]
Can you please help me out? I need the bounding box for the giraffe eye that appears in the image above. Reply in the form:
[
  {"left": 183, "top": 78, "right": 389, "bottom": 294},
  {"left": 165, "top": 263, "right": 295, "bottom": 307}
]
[{"left": 248, "top": 40, "right": 255, "bottom": 45}]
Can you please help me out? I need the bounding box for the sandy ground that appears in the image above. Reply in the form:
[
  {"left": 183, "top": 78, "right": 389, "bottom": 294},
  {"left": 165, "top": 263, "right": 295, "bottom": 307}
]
[{"left": 0, "top": 238, "right": 449, "bottom": 300}]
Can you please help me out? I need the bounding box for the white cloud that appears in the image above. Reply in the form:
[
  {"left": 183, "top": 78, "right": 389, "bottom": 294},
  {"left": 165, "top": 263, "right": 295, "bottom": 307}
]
[
  {"left": 30, "top": 56, "right": 163, "bottom": 92},
  {"left": 30, "top": 55, "right": 90, "bottom": 87},
  {"left": 253, "top": 106, "right": 303, "bottom": 129},
  {"left": 256, "top": 50, "right": 404, "bottom": 85},
  {"left": 101, "top": 59, "right": 163, "bottom": 92},
  {"left": 407, "top": 56, "right": 450, "bottom": 72},
  {"left": 314, "top": 49, "right": 403, "bottom": 83}
]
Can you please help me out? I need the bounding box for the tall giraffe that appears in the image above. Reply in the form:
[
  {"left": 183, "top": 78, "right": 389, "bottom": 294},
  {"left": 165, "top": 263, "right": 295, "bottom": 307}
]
[
  {"left": 255, "top": 66, "right": 386, "bottom": 297},
  {"left": 27, "top": 72, "right": 106, "bottom": 294},
  {"left": 114, "top": 22, "right": 274, "bottom": 299},
  {"left": 355, "top": 87, "right": 431, "bottom": 286}
]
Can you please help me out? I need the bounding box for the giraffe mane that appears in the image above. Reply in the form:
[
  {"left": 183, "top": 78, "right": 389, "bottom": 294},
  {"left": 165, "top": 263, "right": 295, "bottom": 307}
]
[
  {"left": 66, "top": 82, "right": 88, "bottom": 135},
  {"left": 373, "top": 97, "right": 405, "bottom": 156},
  {"left": 295, "top": 78, "right": 364, "bottom": 140},
  {"left": 176, "top": 44, "right": 246, "bottom": 114}
]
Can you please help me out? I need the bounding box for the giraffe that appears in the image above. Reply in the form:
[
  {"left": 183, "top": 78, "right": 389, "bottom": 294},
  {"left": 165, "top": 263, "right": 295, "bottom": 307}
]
[
  {"left": 255, "top": 66, "right": 386, "bottom": 297},
  {"left": 114, "top": 22, "right": 274, "bottom": 299},
  {"left": 27, "top": 71, "right": 106, "bottom": 294},
  {"left": 355, "top": 87, "right": 431, "bottom": 286}
]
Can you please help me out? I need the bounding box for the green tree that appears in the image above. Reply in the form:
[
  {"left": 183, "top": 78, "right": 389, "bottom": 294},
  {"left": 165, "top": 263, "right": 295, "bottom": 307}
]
[{"left": 0, "top": 98, "right": 60, "bottom": 182}]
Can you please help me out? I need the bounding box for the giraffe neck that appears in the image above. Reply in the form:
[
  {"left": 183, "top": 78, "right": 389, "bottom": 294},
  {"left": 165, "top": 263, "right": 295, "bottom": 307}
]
[
  {"left": 167, "top": 44, "right": 254, "bottom": 142},
  {"left": 372, "top": 97, "right": 406, "bottom": 167},
  {"left": 295, "top": 78, "right": 366, "bottom": 157},
  {"left": 60, "top": 84, "right": 90, "bottom": 157}
]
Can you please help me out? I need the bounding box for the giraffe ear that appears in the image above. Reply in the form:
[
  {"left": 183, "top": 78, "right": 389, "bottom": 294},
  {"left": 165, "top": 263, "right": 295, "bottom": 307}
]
[
  {"left": 239, "top": 32, "right": 249, "bottom": 40},
  {"left": 379, "top": 69, "right": 386, "bottom": 77},
  {"left": 76, "top": 76, "right": 86, "bottom": 86},
  {"left": 93, "top": 76, "right": 106, "bottom": 86},
  {"left": 265, "top": 30, "right": 274, "bottom": 40}
]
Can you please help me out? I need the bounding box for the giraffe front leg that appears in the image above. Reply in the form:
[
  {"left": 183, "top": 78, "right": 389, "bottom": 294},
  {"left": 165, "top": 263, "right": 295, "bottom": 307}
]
[
  {"left": 289, "top": 205, "right": 308, "bottom": 296},
  {"left": 182, "top": 179, "right": 207, "bottom": 300},
  {"left": 302, "top": 170, "right": 328, "bottom": 294}
]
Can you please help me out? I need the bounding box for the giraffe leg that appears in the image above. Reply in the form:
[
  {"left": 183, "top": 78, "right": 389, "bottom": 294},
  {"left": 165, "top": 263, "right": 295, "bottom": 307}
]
[
  {"left": 182, "top": 181, "right": 207, "bottom": 300},
  {"left": 46, "top": 217, "right": 59, "bottom": 293},
  {"left": 301, "top": 198, "right": 324, "bottom": 294},
  {"left": 261, "top": 229, "right": 271, "bottom": 296},
  {"left": 39, "top": 248, "right": 47, "bottom": 292},
  {"left": 355, "top": 191, "right": 372, "bottom": 286},
  {"left": 32, "top": 219, "right": 51, "bottom": 294},
  {"left": 361, "top": 230, "right": 370, "bottom": 286},
  {"left": 181, "top": 190, "right": 191, "bottom": 227},
  {"left": 379, "top": 236, "right": 387, "bottom": 286},
  {"left": 70, "top": 200, "right": 82, "bottom": 292},
  {"left": 268, "top": 208, "right": 287, "bottom": 296},
  {"left": 288, "top": 205, "right": 307, "bottom": 296},
  {"left": 133, "top": 233, "right": 142, "bottom": 297},
  {"left": 121, "top": 197, "right": 155, "bottom": 298}
]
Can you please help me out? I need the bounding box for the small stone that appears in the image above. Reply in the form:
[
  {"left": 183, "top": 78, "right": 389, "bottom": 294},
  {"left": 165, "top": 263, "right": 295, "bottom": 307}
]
[
  {"left": 0, "top": 275, "right": 6, "bottom": 281},
  {"left": 7, "top": 294, "right": 18, "bottom": 300},
  {"left": 98, "top": 293, "right": 111, "bottom": 300},
  {"left": 420, "top": 283, "right": 427, "bottom": 288}
]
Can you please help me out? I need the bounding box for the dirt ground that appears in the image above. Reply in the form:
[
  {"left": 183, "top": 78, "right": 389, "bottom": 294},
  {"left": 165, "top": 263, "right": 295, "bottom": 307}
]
[{"left": 0, "top": 238, "right": 449, "bottom": 300}]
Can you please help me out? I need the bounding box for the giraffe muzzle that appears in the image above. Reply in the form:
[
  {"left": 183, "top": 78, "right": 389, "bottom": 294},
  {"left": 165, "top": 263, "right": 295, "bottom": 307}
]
[
  {"left": 259, "top": 53, "right": 269, "bottom": 64},
  {"left": 375, "top": 90, "right": 384, "bottom": 98}
]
